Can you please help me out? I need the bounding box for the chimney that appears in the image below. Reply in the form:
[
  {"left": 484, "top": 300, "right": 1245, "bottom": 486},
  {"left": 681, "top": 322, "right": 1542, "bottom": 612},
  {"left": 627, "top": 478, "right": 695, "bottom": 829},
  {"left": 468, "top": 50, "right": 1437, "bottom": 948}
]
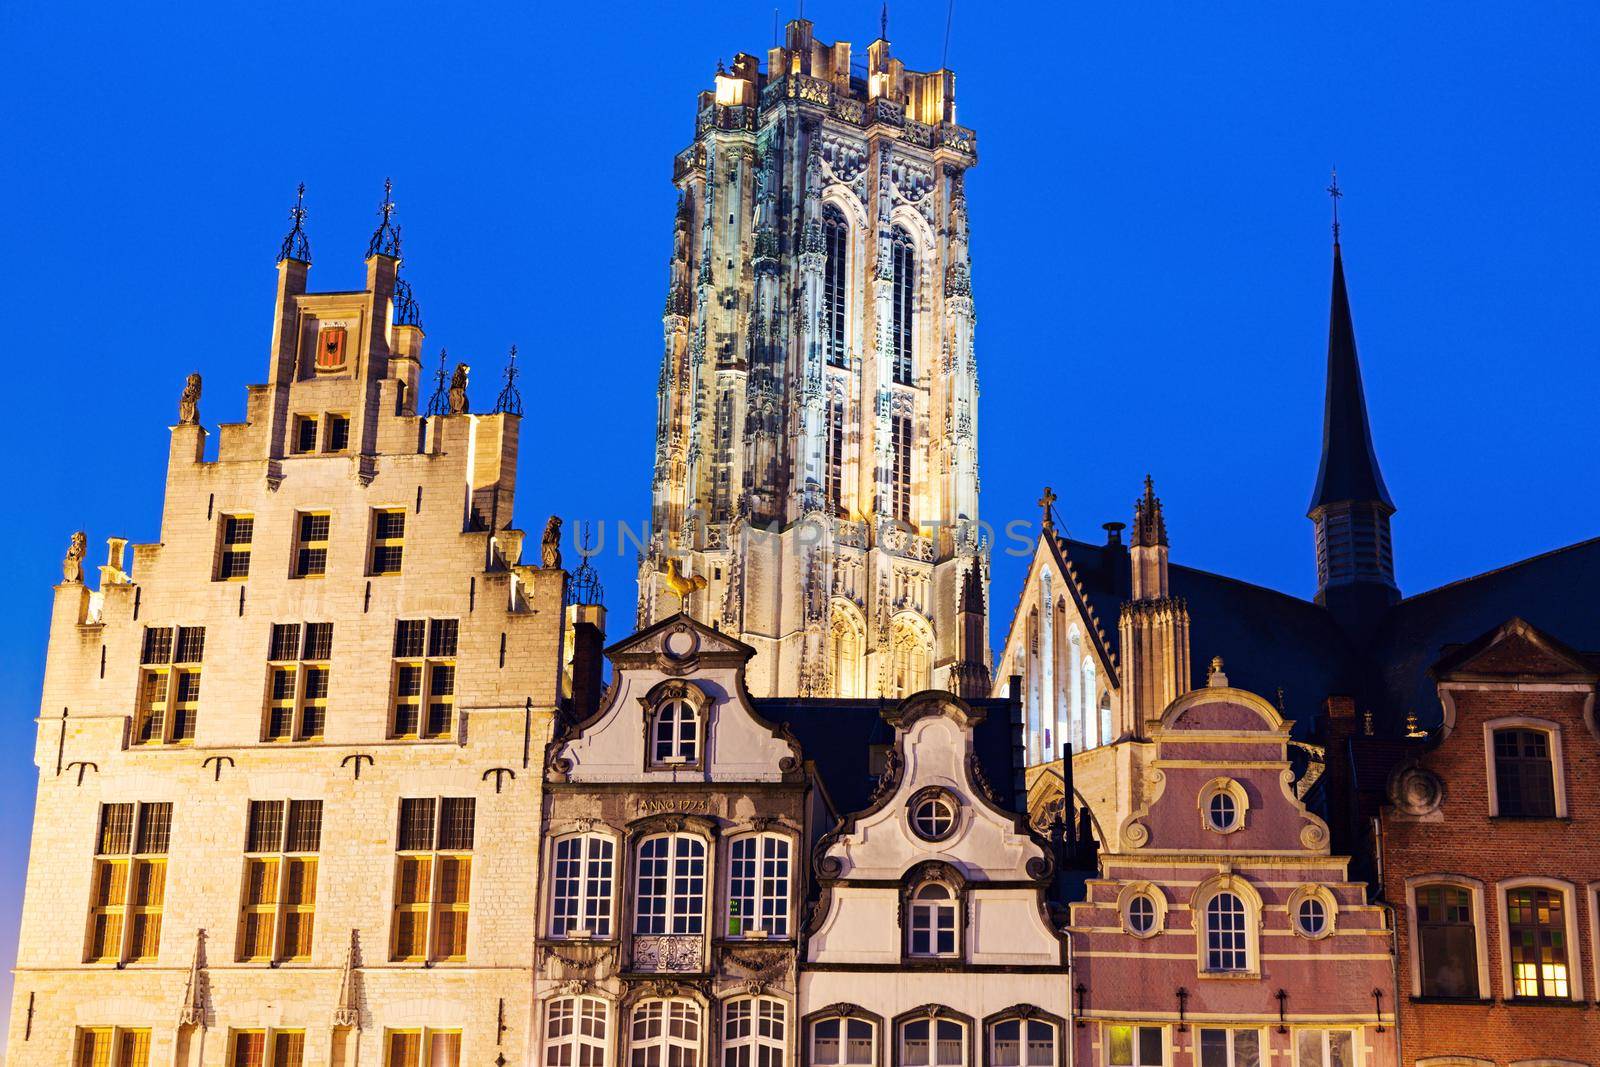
[{"left": 567, "top": 604, "right": 607, "bottom": 721}]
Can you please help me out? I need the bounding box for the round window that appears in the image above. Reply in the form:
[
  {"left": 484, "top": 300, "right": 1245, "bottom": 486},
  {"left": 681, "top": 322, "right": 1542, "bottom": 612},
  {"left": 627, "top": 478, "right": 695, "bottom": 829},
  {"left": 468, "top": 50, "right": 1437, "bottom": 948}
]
[
  {"left": 1296, "top": 896, "right": 1328, "bottom": 937},
  {"left": 1127, "top": 893, "right": 1156, "bottom": 935},
  {"left": 1206, "top": 790, "right": 1238, "bottom": 831},
  {"left": 910, "top": 792, "right": 957, "bottom": 842}
]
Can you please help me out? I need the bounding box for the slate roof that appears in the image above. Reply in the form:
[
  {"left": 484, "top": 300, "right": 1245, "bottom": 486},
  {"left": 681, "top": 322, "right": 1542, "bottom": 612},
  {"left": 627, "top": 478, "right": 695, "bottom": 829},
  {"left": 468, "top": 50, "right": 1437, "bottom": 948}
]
[{"left": 1309, "top": 242, "right": 1394, "bottom": 512}]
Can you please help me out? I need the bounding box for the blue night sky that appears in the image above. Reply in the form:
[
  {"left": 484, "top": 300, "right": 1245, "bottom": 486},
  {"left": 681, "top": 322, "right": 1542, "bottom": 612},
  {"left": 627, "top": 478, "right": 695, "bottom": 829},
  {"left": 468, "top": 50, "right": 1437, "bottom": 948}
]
[{"left": 0, "top": 0, "right": 1595, "bottom": 1026}]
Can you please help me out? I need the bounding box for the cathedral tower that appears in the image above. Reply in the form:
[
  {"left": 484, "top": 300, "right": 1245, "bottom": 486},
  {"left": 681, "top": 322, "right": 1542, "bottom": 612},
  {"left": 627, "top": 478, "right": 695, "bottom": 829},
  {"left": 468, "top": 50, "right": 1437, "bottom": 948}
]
[{"left": 643, "top": 18, "right": 985, "bottom": 698}]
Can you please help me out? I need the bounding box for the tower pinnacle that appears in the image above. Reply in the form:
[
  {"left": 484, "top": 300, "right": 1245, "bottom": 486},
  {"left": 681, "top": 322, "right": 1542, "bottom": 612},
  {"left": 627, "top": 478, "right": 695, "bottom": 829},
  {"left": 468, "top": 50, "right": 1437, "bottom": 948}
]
[{"left": 366, "top": 178, "right": 402, "bottom": 259}]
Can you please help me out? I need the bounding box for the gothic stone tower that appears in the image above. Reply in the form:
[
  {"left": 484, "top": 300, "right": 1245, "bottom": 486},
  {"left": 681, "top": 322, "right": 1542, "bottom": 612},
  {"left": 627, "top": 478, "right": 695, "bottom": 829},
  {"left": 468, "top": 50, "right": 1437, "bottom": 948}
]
[{"left": 642, "top": 18, "right": 986, "bottom": 699}]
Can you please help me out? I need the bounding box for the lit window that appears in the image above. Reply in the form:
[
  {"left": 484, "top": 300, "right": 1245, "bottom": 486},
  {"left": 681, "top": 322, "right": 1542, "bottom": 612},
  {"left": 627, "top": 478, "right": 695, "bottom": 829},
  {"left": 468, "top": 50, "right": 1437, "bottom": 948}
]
[
  {"left": 812, "top": 1017, "right": 874, "bottom": 1066},
  {"left": 825, "top": 396, "right": 846, "bottom": 516},
  {"left": 727, "top": 833, "right": 790, "bottom": 937},
  {"left": 383, "top": 1030, "right": 461, "bottom": 1067},
  {"left": 86, "top": 802, "right": 170, "bottom": 964},
  {"left": 391, "top": 619, "right": 457, "bottom": 739},
  {"left": 910, "top": 793, "right": 957, "bottom": 842},
  {"left": 370, "top": 508, "right": 406, "bottom": 575},
  {"left": 1293, "top": 1030, "right": 1353, "bottom": 1067},
  {"left": 822, "top": 205, "right": 849, "bottom": 368},
  {"left": 390, "top": 797, "right": 475, "bottom": 962},
  {"left": 1107, "top": 1025, "right": 1164, "bottom": 1067},
  {"left": 293, "top": 416, "right": 319, "bottom": 454},
  {"left": 74, "top": 1027, "right": 152, "bottom": 1067},
  {"left": 1204, "top": 893, "right": 1248, "bottom": 972},
  {"left": 325, "top": 413, "right": 350, "bottom": 452},
  {"left": 908, "top": 883, "right": 958, "bottom": 958},
  {"left": 265, "top": 623, "right": 333, "bottom": 742},
  {"left": 990, "top": 1018, "right": 1054, "bottom": 1067},
  {"left": 237, "top": 799, "right": 321, "bottom": 963},
  {"left": 629, "top": 1000, "right": 701, "bottom": 1067},
  {"left": 722, "top": 997, "right": 786, "bottom": 1067},
  {"left": 1507, "top": 886, "right": 1569, "bottom": 999},
  {"left": 1415, "top": 883, "right": 1479, "bottom": 998},
  {"left": 900, "top": 1018, "right": 963, "bottom": 1067},
  {"left": 1295, "top": 897, "right": 1327, "bottom": 938},
  {"left": 890, "top": 226, "right": 916, "bottom": 386},
  {"left": 545, "top": 997, "right": 609, "bottom": 1067},
  {"left": 218, "top": 514, "right": 254, "bottom": 580},
  {"left": 550, "top": 833, "right": 615, "bottom": 938},
  {"left": 650, "top": 699, "right": 699, "bottom": 766},
  {"left": 292, "top": 512, "right": 330, "bottom": 578},
  {"left": 228, "top": 1029, "right": 305, "bottom": 1066},
  {"left": 1126, "top": 894, "right": 1157, "bottom": 936},
  {"left": 1196, "top": 1029, "right": 1259, "bottom": 1067},
  {"left": 635, "top": 833, "right": 706, "bottom": 936},
  {"left": 1493, "top": 729, "right": 1556, "bottom": 817},
  {"left": 135, "top": 626, "right": 205, "bottom": 745}
]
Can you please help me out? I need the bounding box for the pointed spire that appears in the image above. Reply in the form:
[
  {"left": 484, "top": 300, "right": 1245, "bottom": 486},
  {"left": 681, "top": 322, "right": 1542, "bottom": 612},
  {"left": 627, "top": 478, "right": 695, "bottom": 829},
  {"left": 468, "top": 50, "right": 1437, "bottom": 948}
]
[
  {"left": 493, "top": 345, "right": 524, "bottom": 416},
  {"left": 277, "top": 183, "right": 311, "bottom": 264},
  {"left": 366, "top": 177, "right": 402, "bottom": 259},
  {"left": 1131, "top": 475, "right": 1167, "bottom": 548},
  {"left": 881, "top": 1, "right": 889, "bottom": 40},
  {"left": 1309, "top": 178, "right": 1394, "bottom": 514},
  {"left": 959, "top": 560, "right": 985, "bottom": 614}
]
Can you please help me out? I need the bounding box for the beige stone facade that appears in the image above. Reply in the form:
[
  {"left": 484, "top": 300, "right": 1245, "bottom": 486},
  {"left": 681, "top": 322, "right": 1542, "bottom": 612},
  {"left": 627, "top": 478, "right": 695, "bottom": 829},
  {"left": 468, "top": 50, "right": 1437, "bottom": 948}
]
[{"left": 5, "top": 222, "right": 569, "bottom": 1065}]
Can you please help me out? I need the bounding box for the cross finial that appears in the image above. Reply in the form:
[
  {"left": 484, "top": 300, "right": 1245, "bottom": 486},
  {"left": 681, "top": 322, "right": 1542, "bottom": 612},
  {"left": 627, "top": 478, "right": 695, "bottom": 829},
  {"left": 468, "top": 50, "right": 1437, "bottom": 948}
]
[
  {"left": 367, "top": 177, "right": 403, "bottom": 259},
  {"left": 277, "top": 182, "right": 312, "bottom": 264},
  {"left": 1327, "top": 167, "right": 1343, "bottom": 245},
  {"left": 1037, "top": 486, "right": 1057, "bottom": 531}
]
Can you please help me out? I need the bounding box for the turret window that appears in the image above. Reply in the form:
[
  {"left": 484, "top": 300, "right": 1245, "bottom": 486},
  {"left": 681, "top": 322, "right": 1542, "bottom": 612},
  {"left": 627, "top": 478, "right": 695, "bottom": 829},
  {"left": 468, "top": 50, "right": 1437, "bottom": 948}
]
[
  {"left": 825, "top": 396, "right": 846, "bottom": 516},
  {"left": 890, "top": 226, "right": 916, "bottom": 385},
  {"left": 823, "top": 205, "right": 849, "bottom": 367}
]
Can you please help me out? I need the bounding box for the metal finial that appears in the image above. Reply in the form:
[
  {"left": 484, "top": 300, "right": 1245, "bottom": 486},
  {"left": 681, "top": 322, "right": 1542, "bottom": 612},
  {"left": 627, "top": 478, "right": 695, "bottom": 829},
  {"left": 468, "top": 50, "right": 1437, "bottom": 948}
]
[
  {"left": 494, "top": 345, "right": 524, "bottom": 416},
  {"left": 881, "top": 2, "right": 889, "bottom": 40},
  {"left": 393, "top": 268, "right": 422, "bottom": 328},
  {"left": 1327, "top": 167, "right": 1343, "bottom": 245},
  {"left": 367, "top": 177, "right": 403, "bottom": 259},
  {"left": 425, "top": 348, "right": 450, "bottom": 417},
  {"left": 567, "top": 521, "right": 605, "bottom": 608},
  {"left": 277, "top": 182, "right": 311, "bottom": 264}
]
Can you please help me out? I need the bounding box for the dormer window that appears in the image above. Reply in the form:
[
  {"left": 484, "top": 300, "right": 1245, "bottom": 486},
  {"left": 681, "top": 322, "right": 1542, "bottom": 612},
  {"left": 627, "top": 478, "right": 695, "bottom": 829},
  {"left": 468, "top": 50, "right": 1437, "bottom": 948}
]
[
  {"left": 908, "top": 883, "right": 959, "bottom": 958},
  {"left": 651, "top": 699, "right": 699, "bottom": 766}
]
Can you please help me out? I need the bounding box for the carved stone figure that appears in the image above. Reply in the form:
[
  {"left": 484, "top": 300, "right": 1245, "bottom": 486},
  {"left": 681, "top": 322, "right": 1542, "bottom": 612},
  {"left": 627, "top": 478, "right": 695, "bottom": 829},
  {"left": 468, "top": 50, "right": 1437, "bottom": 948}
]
[
  {"left": 541, "top": 516, "right": 562, "bottom": 569},
  {"left": 178, "top": 373, "right": 202, "bottom": 425},
  {"left": 447, "top": 363, "right": 470, "bottom": 415},
  {"left": 63, "top": 530, "right": 86, "bottom": 583}
]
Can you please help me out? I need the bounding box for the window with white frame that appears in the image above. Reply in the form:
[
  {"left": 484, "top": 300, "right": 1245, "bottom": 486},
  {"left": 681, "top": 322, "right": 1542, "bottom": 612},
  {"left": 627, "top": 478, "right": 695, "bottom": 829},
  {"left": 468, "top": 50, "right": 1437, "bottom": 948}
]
[
  {"left": 1204, "top": 892, "right": 1248, "bottom": 972},
  {"left": 1506, "top": 885, "right": 1570, "bottom": 999},
  {"left": 551, "top": 834, "right": 615, "bottom": 938},
  {"left": 1106, "top": 1024, "right": 1163, "bottom": 1067},
  {"left": 722, "top": 997, "right": 785, "bottom": 1067},
  {"left": 727, "top": 833, "right": 789, "bottom": 938},
  {"left": 629, "top": 999, "right": 700, "bottom": 1067},
  {"left": 1414, "top": 883, "right": 1480, "bottom": 998},
  {"left": 989, "top": 1018, "right": 1054, "bottom": 1067},
  {"left": 635, "top": 834, "right": 706, "bottom": 935},
  {"left": 900, "top": 1018, "right": 964, "bottom": 1067},
  {"left": 908, "top": 883, "right": 959, "bottom": 958},
  {"left": 1293, "top": 1029, "right": 1353, "bottom": 1067},
  {"left": 1196, "top": 1028, "right": 1259, "bottom": 1067},
  {"left": 1492, "top": 728, "right": 1557, "bottom": 817},
  {"left": 909, "top": 791, "right": 957, "bottom": 842},
  {"left": 1125, "top": 893, "right": 1157, "bottom": 936},
  {"left": 650, "top": 699, "right": 699, "bottom": 766},
  {"left": 546, "top": 996, "right": 609, "bottom": 1067},
  {"left": 811, "top": 1017, "right": 874, "bottom": 1066}
]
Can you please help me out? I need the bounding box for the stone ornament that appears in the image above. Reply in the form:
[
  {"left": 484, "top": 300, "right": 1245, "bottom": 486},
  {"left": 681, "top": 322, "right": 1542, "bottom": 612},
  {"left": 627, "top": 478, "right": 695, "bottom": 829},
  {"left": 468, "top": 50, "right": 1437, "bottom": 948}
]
[
  {"left": 178, "top": 372, "right": 202, "bottom": 425},
  {"left": 447, "top": 363, "right": 470, "bottom": 415},
  {"left": 1387, "top": 762, "right": 1446, "bottom": 818},
  {"left": 541, "top": 516, "right": 562, "bottom": 569},
  {"left": 62, "top": 530, "right": 86, "bottom": 583}
]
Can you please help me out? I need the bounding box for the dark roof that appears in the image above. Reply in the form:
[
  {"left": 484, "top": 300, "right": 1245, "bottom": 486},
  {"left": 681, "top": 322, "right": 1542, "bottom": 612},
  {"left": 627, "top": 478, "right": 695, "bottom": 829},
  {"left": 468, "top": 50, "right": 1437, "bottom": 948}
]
[
  {"left": 755, "top": 696, "right": 1024, "bottom": 820},
  {"left": 1309, "top": 242, "right": 1395, "bottom": 513}
]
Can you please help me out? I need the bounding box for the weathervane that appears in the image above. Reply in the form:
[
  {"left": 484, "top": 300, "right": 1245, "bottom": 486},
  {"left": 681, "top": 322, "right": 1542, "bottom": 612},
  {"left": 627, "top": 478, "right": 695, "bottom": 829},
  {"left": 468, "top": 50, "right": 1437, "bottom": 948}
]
[
  {"left": 367, "top": 177, "right": 403, "bottom": 259},
  {"left": 1327, "top": 167, "right": 1343, "bottom": 244},
  {"left": 277, "top": 182, "right": 311, "bottom": 264}
]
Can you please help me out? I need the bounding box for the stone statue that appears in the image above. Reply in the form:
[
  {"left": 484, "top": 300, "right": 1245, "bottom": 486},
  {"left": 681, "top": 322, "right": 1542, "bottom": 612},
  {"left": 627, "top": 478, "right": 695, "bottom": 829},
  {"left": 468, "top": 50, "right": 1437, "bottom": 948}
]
[
  {"left": 541, "top": 516, "right": 563, "bottom": 569},
  {"left": 448, "top": 363, "right": 470, "bottom": 415},
  {"left": 178, "top": 373, "right": 202, "bottom": 425},
  {"left": 63, "top": 530, "right": 86, "bottom": 583}
]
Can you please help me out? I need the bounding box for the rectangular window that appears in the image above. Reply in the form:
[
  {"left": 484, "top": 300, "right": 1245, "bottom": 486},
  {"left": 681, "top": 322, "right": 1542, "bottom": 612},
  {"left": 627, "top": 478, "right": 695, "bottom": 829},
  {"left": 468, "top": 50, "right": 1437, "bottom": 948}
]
[
  {"left": 391, "top": 798, "right": 475, "bottom": 962},
  {"left": 1197, "top": 1029, "right": 1260, "bottom": 1067},
  {"left": 1415, "top": 884, "right": 1479, "bottom": 998},
  {"left": 237, "top": 800, "right": 322, "bottom": 963},
  {"left": 384, "top": 1030, "right": 461, "bottom": 1067},
  {"left": 551, "top": 834, "right": 615, "bottom": 937},
  {"left": 75, "top": 1027, "right": 152, "bottom": 1067},
  {"left": 1507, "top": 886, "right": 1570, "bottom": 999},
  {"left": 891, "top": 413, "right": 912, "bottom": 524},
  {"left": 890, "top": 230, "right": 916, "bottom": 385},
  {"left": 1493, "top": 728, "right": 1557, "bottom": 817},
  {"left": 370, "top": 508, "right": 406, "bottom": 575},
  {"left": 391, "top": 619, "right": 457, "bottom": 739},
  {"left": 292, "top": 511, "right": 330, "bottom": 578},
  {"left": 264, "top": 623, "right": 334, "bottom": 742},
  {"left": 293, "top": 416, "right": 318, "bottom": 454},
  {"left": 727, "top": 833, "right": 790, "bottom": 937},
  {"left": 135, "top": 626, "right": 204, "bottom": 745},
  {"left": 1293, "top": 1030, "right": 1353, "bottom": 1067},
  {"left": 229, "top": 1029, "right": 305, "bottom": 1067},
  {"left": 325, "top": 413, "right": 350, "bottom": 452},
  {"left": 1106, "top": 1025, "right": 1163, "bottom": 1067},
  {"left": 826, "top": 398, "right": 846, "bottom": 516},
  {"left": 86, "top": 802, "right": 170, "bottom": 964},
  {"left": 218, "top": 514, "right": 254, "bottom": 580}
]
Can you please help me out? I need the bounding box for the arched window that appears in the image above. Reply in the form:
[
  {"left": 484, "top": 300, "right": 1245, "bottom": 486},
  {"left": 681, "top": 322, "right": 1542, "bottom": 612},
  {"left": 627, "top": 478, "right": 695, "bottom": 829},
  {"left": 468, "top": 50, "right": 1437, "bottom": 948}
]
[
  {"left": 550, "top": 833, "right": 615, "bottom": 937},
  {"left": 1204, "top": 892, "right": 1248, "bottom": 972},
  {"left": 822, "top": 206, "right": 849, "bottom": 368},
  {"left": 811, "top": 1016, "right": 874, "bottom": 1066},
  {"left": 630, "top": 1000, "right": 700, "bottom": 1067},
  {"left": 722, "top": 997, "right": 786, "bottom": 1067},
  {"left": 545, "top": 996, "right": 609, "bottom": 1067},
  {"left": 1081, "top": 658, "right": 1098, "bottom": 749},
  {"left": 1067, "top": 629, "right": 1083, "bottom": 752},
  {"left": 1492, "top": 727, "right": 1556, "bottom": 817},
  {"left": 890, "top": 411, "right": 913, "bottom": 524},
  {"left": 900, "top": 1017, "right": 964, "bottom": 1067},
  {"left": 1415, "top": 883, "right": 1480, "bottom": 998},
  {"left": 830, "top": 603, "right": 865, "bottom": 698},
  {"left": 989, "top": 1018, "right": 1055, "bottom": 1067},
  {"left": 634, "top": 834, "right": 705, "bottom": 935},
  {"left": 890, "top": 227, "right": 916, "bottom": 385},
  {"left": 1098, "top": 692, "right": 1113, "bottom": 747},
  {"left": 650, "top": 699, "right": 699, "bottom": 767},
  {"left": 889, "top": 617, "right": 931, "bottom": 699},
  {"left": 1506, "top": 885, "right": 1570, "bottom": 999},
  {"left": 908, "top": 883, "right": 959, "bottom": 958},
  {"left": 727, "top": 833, "right": 790, "bottom": 938},
  {"left": 825, "top": 395, "right": 846, "bottom": 516}
]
